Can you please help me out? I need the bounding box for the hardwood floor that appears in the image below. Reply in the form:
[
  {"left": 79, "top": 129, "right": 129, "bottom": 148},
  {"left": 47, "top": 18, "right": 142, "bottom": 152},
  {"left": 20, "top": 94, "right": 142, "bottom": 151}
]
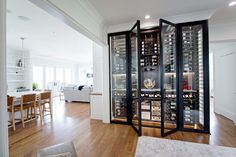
[{"left": 9, "top": 99, "right": 236, "bottom": 157}]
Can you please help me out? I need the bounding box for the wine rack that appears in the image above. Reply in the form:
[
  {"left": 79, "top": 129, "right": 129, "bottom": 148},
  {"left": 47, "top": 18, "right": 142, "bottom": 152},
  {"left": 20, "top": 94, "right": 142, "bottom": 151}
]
[
  {"left": 141, "top": 100, "right": 161, "bottom": 121},
  {"left": 164, "top": 33, "right": 176, "bottom": 73},
  {"left": 162, "top": 21, "right": 178, "bottom": 127},
  {"left": 164, "top": 92, "right": 177, "bottom": 122},
  {"left": 108, "top": 19, "right": 209, "bottom": 136},
  {"left": 140, "top": 28, "right": 162, "bottom": 123},
  {"left": 181, "top": 24, "right": 205, "bottom": 129},
  {"left": 183, "top": 92, "right": 199, "bottom": 124}
]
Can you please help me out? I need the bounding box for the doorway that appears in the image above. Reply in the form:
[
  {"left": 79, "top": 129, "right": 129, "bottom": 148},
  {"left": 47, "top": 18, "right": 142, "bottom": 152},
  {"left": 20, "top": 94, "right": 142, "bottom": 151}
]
[
  {"left": 210, "top": 41, "right": 236, "bottom": 124},
  {"left": 1, "top": 0, "right": 107, "bottom": 156}
]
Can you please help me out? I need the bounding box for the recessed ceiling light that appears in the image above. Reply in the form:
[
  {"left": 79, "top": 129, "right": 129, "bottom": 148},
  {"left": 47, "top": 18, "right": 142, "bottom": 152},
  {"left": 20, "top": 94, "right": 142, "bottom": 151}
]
[
  {"left": 145, "top": 15, "right": 150, "bottom": 19},
  {"left": 18, "top": 16, "right": 31, "bottom": 22},
  {"left": 229, "top": 1, "right": 236, "bottom": 6}
]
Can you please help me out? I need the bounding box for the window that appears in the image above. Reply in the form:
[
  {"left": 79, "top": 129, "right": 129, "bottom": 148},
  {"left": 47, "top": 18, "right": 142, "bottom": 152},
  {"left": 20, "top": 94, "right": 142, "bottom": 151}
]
[
  {"left": 65, "top": 68, "right": 72, "bottom": 83},
  {"left": 56, "top": 68, "right": 64, "bottom": 83},
  {"left": 45, "top": 67, "right": 54, "bottom": 89},
  {"left": 33, "top": 66, "right": 43, "bottom": 89}
]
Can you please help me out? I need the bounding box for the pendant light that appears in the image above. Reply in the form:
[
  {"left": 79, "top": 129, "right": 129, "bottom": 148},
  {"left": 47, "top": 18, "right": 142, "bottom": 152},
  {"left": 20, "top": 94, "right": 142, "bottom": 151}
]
[{"left": 19, "top": 37, "right": 26, "bottom": 68}]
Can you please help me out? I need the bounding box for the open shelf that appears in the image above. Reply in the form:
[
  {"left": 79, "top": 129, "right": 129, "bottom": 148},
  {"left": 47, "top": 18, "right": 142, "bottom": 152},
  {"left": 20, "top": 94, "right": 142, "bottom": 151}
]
[
  {"left": 141, "top": 88, "right": 161, "bottom": 92},
  {"left": 7, "top": 73, "right": 24, "bottom": 76},
  {"left": 8, "top": 80, "right": 25, "bottom": 83},
  {"left": 7, "top": 66, "right": 24, "bottom": 70}
]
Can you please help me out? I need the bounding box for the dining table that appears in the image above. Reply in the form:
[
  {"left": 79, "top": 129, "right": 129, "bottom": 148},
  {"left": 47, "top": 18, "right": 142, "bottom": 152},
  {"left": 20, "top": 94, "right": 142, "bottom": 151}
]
[
  {"left": 7, "top": 90, "right": 52, "bottom": 121},
  {"left": 8, "top": 91, "right": 44, "bottom": 99},
  {"left": 7, "top": 90, "right": 51, "bottom": 105}
]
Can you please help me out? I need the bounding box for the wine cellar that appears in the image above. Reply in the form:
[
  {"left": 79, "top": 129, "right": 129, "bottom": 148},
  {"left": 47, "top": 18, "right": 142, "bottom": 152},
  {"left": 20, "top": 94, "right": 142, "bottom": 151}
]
[
  {"left": 140, "top": 28, "right": 162, "bottom": 126},
  {"left": 108, "top": 19, "right": 209, "bottom": 137}
]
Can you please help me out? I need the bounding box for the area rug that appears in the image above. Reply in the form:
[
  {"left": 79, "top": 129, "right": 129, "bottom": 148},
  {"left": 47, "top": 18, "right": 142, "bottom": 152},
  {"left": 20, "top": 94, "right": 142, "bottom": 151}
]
[
  {"left": 135, "top": 136, "right": 236, "bottom": 157},
  {"left": 37, "top": 141, "right": 77, "bottom": 157}
]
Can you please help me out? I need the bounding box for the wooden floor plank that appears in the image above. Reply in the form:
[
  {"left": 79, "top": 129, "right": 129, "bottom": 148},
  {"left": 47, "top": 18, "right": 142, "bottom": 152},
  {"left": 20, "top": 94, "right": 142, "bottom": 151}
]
[{"left": 9, "top": 99, "right": 236, "bottom": 157}]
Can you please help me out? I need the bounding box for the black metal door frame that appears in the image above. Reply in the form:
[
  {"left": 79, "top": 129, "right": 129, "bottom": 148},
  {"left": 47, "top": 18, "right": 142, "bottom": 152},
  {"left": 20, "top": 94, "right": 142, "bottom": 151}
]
[
  {"left": 108, "top": 19, "right": 210, "bottom": 136},
  {"left": 160, "top": 19, "right": 179, "bottom": 137},
  {"left": 108, "top": 31, "right": 131, "bottom": 125},
  {"left": 129, "top": 20, "right": 142, "bottom": 136},
  {"left": 177, "top": 20, "right": 210, "bottom": 133}
]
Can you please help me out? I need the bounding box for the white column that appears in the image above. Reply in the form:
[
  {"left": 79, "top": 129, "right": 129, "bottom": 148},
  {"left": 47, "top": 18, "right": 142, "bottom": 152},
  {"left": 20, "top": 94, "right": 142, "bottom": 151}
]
[
  {"left": 102, "top": 45, "right": 110, "bottom": 123},
  {"left": 90, "top": 42, "right": 110, "bottom": 123},
  {"left": 90, "top": 42, "right": 104, "bottom": 120},
  {"left": 0, "top": 0, "right": 9, "bottom": 156}
]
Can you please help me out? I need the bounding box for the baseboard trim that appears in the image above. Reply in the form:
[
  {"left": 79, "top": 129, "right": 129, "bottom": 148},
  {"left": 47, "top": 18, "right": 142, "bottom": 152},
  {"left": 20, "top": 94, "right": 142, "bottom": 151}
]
[
  {"left": 214, "top": 106, "right": 236, "bottom": 123},
  {"left": 91, "top": 114, "right": 103, "bottom": 120}
]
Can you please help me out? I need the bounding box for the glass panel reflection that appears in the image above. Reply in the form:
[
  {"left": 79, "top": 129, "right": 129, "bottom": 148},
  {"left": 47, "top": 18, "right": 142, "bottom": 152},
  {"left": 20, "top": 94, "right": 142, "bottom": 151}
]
[
  {"left": 162, "top": 22, "right": 178, "bottom": 133},
  {"left": 110, "top": 34, "right": 127, "bottom": 122},
  {"left": 182, "top": 25, "right": 204, "bottom": 130},
  {"left": 131, "top": 27, "right": 139, "bottom": 124}
]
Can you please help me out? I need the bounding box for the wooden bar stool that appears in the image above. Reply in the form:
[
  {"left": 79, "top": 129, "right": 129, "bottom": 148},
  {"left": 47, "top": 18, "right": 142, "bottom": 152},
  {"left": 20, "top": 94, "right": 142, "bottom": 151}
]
[
  {"left": 39, "top": 91, "right": 52, "bottom": 119},
  {"left": 7, "top": 96, "right": 16, "bottom": 131},
  {"left": 17, "top": 94, "right": 37, "bottom": 128}
]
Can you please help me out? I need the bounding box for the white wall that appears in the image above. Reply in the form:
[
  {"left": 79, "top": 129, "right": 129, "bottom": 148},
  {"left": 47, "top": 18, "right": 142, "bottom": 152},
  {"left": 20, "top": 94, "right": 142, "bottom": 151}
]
[
  {"left": 0, "top": 0, "right": 9, "bottom": 156},
  {"left": 90, "top": 42, "right": 110, "bottom": 123},
  {"left": 210, "top": 18, "right": 236, "bottom": 42},
  {"left": 6, "top": 49, "right": 93, "bottom": 91},
  {"left": 213, "top": 42, "right": 236, "bottom": 124},
  {"left": 7, "top": 48, "right": 31, "bottom": 91},
  {"left": 92, "top": 43, "right": 103, "bottom": 93},
  {"left": 209, "top": 52, "right": 214, "bottom": 97},
  {"left": 209, "top": 6, "right": 236, "bottom": 124},
  {"left": 31, "top": 54, "right": 78, "bottom": 68},
  {"left": 102, "top": 45, "right": 110, "bottom": 123},
  {"left": 90, "top": 42, "right": 104, "bottom": 120}
]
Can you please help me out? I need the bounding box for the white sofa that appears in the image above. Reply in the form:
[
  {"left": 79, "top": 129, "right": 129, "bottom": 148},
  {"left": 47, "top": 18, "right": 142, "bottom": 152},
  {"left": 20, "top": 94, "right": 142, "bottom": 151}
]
[{"left": 64, "top": 85, "right": 91, "bottom": 102}]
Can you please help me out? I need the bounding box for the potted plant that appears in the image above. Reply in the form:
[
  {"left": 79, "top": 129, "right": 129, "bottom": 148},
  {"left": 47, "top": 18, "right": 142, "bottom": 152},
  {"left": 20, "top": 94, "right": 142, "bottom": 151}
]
[{"left": 32, "top": 82, "right": 38, "bottom": 91}]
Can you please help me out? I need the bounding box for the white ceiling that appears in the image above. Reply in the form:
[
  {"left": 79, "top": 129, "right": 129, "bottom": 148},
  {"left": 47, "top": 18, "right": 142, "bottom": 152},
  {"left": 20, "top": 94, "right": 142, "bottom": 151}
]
[
  {"left": 210, "top": 5, "right": 236, "bottom": 21},
  {"left": 88, "top": 0, "right": 234, "bottom": 25},
  {"left": 7, "top": 0, "right": 93, "bottom": 64}
]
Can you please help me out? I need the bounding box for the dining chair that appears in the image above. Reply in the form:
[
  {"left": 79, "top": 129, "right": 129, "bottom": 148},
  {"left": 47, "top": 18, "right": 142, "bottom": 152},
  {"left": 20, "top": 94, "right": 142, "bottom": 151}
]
[
  {"left": 17, "top": 94, "right": 37, "bottom": 128},
  {"left": 7, "top": 96, "right": 16, "bottom": 131},
  {"left": 39, "top": 91, "right": 52, "bottom": 120}
]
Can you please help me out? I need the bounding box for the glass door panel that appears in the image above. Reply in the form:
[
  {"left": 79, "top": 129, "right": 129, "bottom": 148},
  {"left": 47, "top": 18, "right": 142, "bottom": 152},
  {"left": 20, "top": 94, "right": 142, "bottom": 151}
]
[
  {"left": 130, "top": 21, "right": 142, "bottom": 135},
  {"left": 160, "top": 19, "right": 178, "bottom": 136},
  {"left": 109, "top": 34, "right": 128, "bottom": 123},
  {"left": 181, "top": 24, "right": 204, "bottom": 130}
]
